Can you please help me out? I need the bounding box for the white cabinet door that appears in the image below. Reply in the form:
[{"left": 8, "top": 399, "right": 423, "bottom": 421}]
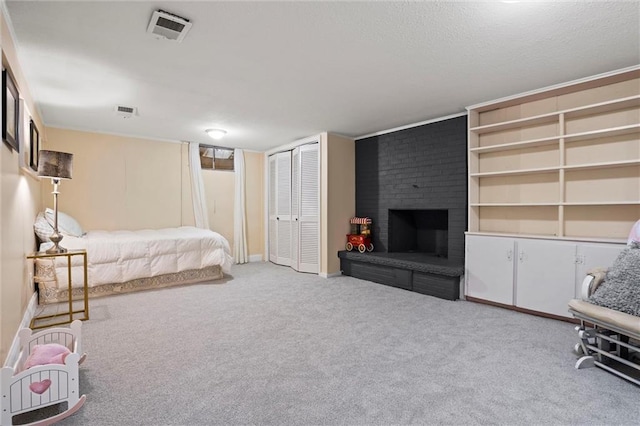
[
  {"left": 574, "top": 243, "right": 624, "bottom": 297},
  {"left": 465, "top": 235, "right": 515, "bottom": 305},
  {"left": 515, "top": 239, "right": 576, "bottom": 318}
]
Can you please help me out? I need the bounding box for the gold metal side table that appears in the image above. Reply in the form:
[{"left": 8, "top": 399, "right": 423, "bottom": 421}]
[{"left": 27, "top": 249, "right": 89, "bottom": 329}]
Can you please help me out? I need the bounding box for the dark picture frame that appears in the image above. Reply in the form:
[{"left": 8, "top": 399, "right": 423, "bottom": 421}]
[
  {"left": 29, "top": 119, "right": 39, "bottom": 171},
  {"left": 2, "top": 69, "right": 19, "bottom": 152}
]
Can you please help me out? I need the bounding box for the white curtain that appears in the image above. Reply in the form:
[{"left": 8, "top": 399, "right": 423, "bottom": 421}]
[
  {"left": 188, "top": 142, "right": 210, "bottom": 229},
  {"left": 233, "top": 148, "right": 248, "bottom": 264}
]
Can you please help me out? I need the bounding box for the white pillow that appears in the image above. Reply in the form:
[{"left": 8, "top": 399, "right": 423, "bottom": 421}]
[
  {"left": 44, "top": 208, "right": 85, "bottom": 237},
  {"left": 34, "top": 213, "right": 53, "bottom": 242}
]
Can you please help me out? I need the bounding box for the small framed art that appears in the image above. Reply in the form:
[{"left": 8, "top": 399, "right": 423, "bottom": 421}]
[
  {"left": 2, "top": 69, "right": 19, "bottom": 152},
  {"left": 29, "top": 119, "right": 39, "bottom": 171}
]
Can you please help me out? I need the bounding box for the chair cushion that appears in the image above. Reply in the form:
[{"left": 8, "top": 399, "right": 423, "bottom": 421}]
[
  {"left": 569, "top": 299, "right": 640, "bottom": 337},
  {"left": 588, "top": 247, "right": 640, "bottom": 317}
]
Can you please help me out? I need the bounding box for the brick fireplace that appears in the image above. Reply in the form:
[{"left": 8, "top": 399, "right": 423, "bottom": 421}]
[{"left": 338, "top": 115, "right": 467, "bottom": 300}]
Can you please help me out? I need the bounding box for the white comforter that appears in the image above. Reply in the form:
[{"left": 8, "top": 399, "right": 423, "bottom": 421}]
[{"left": 40, "top": 227, "right": 233, "bottom": 289}]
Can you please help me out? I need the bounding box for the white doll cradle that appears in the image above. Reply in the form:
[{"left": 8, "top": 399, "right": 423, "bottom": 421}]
[{"left": 0, "top": 320, "right": 86, "bottom": 426}]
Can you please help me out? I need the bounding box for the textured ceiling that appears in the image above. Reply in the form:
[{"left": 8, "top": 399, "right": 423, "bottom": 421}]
[{"left": 4, "top": 1, "right": 640, "bottom": 151}]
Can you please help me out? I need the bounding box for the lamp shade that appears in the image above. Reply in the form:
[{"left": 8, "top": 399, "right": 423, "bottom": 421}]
[{"left": 37, "top": 150, "right": 73, "bottom": 179}]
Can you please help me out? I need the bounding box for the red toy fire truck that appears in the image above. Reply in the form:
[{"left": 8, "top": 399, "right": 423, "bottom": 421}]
[{"left": 346, "top": 217, "right": 374, "bottom": 253}]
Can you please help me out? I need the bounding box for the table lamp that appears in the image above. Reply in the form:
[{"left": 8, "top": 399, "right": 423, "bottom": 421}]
[{"left": 37, "top": 150, "right": 73, "bottom": 254}]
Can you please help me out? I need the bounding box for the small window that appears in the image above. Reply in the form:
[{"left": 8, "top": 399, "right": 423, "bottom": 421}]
[{"left": 199, "top": 145, "right": 234, "bottom": 171}]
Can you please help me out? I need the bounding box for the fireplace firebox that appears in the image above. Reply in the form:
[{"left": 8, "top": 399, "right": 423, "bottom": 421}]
[{"left": 388, "top": 209, "right": 448, "bottom": 258}]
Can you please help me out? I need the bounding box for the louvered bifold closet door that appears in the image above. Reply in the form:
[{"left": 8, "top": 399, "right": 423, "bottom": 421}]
[
  {"left": 268, "top": 155, "right": 278, "bottom": 263},
  {"left": 297, "top": 143, "right": 319, "bottom": 273},
  {"left": 291, "top": 148, "right": 300, "bottom": 271},
  {"left": 275, "top": 151, "right": 292, "bottom": 266}
]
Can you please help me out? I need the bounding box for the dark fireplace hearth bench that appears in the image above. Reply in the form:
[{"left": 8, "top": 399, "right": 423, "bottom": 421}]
[{"left": 338, "top": 251, "right": 464, "bottom": 300}]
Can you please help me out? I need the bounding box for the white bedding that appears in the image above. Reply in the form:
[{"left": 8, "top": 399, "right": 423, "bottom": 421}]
[{"left": 39, "top": 226, "right": 233, "bottom": 289}]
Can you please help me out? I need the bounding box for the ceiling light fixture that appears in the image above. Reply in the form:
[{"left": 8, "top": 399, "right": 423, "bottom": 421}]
[{"left": 206, "top": 129, "right": 227, "bottom": 140}]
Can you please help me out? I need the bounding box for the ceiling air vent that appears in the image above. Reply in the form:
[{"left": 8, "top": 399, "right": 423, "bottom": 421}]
[
  {"left": 114, "top": 105, "right": 137, "bottom": 119},
  {"left": 147, "top": 10, "right": 192, "bottom": 43}
]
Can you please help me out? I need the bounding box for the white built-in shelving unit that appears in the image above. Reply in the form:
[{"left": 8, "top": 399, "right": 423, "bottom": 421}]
[
  {"left": 468, "top": 68, "right": 640, "bottom": 242},
  {"left": 465, "top": 66, "right": 640, "bottom": 318}
]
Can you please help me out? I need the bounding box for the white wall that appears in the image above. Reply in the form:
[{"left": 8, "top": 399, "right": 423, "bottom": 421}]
[{"left": 0, "top": 10, "right": 44, "bottom": 363}]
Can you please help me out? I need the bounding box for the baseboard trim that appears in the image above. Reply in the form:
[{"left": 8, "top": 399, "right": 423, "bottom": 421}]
[
  {"left": 319, "top": 271, "right": 342, "bottom": 278},
  {"left": 4, "top": 293, "right": 38, "bottom": 367},
  {"left": 249, "top": 254, "right": 263, "bottom": 262},
  {"left": 465, "top": 296, "right": 576, "bottom": 323}
]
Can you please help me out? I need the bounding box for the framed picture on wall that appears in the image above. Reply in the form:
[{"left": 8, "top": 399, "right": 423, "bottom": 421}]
[
  {"left": 29, "top": 119, "right": 39, "bottom": 171},
  {"left": 2, "top": 69, "right": 20, "bottom": 152}
]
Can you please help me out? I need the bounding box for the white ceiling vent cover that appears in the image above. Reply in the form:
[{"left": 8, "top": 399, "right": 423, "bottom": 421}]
[
  {"left": 147, "top": 10, "right": 192, "bottom": 43},
  {"left": 114, "top": 105, "right": 137, "bottom": 119}
]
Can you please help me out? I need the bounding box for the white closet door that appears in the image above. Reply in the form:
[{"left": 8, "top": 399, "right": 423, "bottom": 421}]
[
  {"left": 268, "top": 154, "right": 278, "bottom": 263},
  {"left": 275, "top": 151, "right": 292, "bottom": 266},
  {"left": 298, "top": 143, "right": 319, "bottom": 273},
  {"left": 291, "top": 148, "right": 300, "bottom": 271},
  {"left": 268, "top": 151, "right": 292, "bottom": 266}
]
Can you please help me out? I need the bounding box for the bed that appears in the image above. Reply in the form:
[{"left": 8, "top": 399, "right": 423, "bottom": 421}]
[{"left": 33, "top": 213, "right": 233, "bottom": 304}]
